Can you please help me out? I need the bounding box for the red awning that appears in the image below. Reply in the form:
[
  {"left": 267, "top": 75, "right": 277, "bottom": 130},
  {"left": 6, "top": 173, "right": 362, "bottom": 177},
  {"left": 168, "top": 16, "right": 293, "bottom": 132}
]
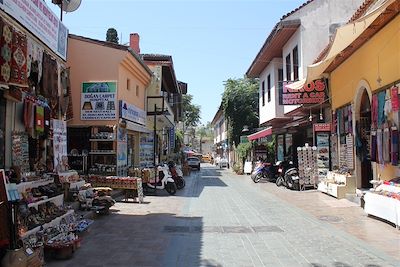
[{"left": 247, "top": 128, "right": 272, "bottom": 141}]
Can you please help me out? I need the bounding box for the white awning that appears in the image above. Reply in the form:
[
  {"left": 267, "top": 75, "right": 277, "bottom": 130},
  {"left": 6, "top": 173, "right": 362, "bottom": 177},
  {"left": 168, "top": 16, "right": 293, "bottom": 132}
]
[
  {"left": 125, "top": 120, "right": 152, "bottom": 133},
  {"left": 306, "top": 0, "right": 395, "bottom": 83}
]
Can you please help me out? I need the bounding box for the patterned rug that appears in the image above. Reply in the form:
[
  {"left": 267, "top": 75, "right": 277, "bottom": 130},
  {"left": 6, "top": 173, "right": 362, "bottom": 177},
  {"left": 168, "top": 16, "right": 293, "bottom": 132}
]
[
  {"left": 0, "top": 17, "right": 13, "bottom": 84},
  {"left": 10, "top": 30, "right": 28, "bottom": 86}
]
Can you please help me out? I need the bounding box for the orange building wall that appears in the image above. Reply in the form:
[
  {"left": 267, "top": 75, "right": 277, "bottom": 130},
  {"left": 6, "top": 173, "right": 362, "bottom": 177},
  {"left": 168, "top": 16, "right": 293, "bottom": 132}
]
[{"left": 67, "top": 37, "right": 151, "bottom": 126}]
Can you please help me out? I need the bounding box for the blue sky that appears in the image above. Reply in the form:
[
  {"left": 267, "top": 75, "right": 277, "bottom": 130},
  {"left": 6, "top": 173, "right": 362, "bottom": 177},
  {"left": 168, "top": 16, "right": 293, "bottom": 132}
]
[{"left": 48, "top": 0, "right": 306, "bottom": 124}]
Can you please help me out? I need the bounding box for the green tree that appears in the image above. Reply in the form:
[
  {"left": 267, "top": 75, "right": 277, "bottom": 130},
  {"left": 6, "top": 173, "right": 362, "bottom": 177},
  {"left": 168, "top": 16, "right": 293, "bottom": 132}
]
[
  {"left": 106, "top": 28, "right": 119, "bottom": 44},
  {"left": 197, "top": 122, "right": 213, "bottom": 153},
  {"left": 222, "top": 77, "right": 259, "bottom": 146},
  {"left": 182, "top": 94, "right": 201, "bottom": 128}
]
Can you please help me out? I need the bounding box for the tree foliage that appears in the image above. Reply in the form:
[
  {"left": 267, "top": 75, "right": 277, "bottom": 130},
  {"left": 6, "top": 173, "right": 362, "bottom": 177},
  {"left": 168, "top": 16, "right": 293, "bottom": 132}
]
[
  {"left": 197, "top": 122, "right": 213, "bottom": 139},
  {"left": 106, "top": 28, "right": 119, "bottom": 44},
  {"left": 222, "top": 77, "right": 259, "bottom": 146},
  {"left": 182, "top": 94, "right": 201, "bottom": 128}
]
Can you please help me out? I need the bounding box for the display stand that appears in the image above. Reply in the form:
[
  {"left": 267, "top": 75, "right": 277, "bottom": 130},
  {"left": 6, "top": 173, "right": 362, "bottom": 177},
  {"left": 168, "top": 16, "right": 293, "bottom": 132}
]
[{"left": 317, "top": 171, "right": 356, "bottom": 199}]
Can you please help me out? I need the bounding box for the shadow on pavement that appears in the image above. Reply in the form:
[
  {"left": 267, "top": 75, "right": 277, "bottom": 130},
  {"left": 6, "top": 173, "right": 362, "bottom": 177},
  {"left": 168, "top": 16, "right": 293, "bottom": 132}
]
[{"left": 46, "top": 212, "right": 222, "bottom": 267}]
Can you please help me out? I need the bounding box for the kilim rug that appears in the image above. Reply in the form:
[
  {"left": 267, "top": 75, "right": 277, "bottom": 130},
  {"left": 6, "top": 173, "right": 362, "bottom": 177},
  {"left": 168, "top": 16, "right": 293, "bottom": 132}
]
[
  {"left": 0, "top": 17, "right": 13, "bottom": 84},
  {"left": 10, "top": 30, "right": 28, "bottom": 87}
]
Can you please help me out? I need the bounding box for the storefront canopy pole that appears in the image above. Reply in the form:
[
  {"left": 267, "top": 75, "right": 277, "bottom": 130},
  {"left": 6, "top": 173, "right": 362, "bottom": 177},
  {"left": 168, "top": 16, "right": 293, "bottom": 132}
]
[{"left": 153, "top": 104, "right": 157, "bottom": 194}]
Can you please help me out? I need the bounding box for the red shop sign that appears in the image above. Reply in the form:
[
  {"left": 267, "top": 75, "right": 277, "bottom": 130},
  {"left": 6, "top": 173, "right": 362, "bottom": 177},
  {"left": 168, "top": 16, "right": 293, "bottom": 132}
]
[
  {"left": 313, "top": 123, "right": 331, "bottom": 132},
  {"left": 280, "top": 79, "right": 328, "bottom": 105}
]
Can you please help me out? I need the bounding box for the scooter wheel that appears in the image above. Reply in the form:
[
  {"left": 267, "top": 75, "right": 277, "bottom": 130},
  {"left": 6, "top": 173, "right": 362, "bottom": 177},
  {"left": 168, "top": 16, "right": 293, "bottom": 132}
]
[
  {"left": 165, "top": 182, "right": 177, "bottom": 195},
  {"left": 176, "top": 177, "right": 185, "bottom": 190},
  {"left": 253, "top": 173, "right": 262, "bottom": 183},
  {"left": 276, "top": 177, "right": 284, "bottom": 187}
]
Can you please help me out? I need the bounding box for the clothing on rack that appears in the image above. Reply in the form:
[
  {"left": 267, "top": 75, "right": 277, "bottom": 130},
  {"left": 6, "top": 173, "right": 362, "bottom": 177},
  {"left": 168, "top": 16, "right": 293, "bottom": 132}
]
[
  {"left": 391, "top": 86, "right": 399, "bottom": 111},
  {"left": 382, "top": 125, "right": 390, "bottom": 163},
  {"left": 370, "top": 130, "right": 377, "bottom": 162},
  {"left": 378, "top": 91, "right": 386, "bottom": 127},
  {"left": 372, "top": 94, "right": 378, "bottom": 128},
  {"left": 391, "top": 127, "right": 398, "bottom": 165},
  {"left": 376, "top": 129, "right": 383, "bottom": 164}
]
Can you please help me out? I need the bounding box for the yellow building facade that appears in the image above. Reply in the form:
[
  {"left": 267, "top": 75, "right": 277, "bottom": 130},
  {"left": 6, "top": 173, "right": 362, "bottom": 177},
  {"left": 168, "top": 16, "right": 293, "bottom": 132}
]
[{"left": 330, "top": 13, "right": 400, "bottom": 187}]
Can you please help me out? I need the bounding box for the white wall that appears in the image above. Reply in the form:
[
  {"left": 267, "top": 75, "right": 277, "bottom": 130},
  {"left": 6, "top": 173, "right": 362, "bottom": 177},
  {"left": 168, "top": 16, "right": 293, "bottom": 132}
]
[{"left": 259, "top": 58, "right": 283, "bottom": 125}]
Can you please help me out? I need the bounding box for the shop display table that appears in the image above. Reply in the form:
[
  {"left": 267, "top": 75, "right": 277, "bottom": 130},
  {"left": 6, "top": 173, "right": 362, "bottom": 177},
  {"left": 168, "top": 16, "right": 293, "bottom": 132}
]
[
  {"left": 364, "top": 191, "right": 400, "bottom": 228},
  {"left": 318, "top": 172, "right": 356, "bottom": 199}
]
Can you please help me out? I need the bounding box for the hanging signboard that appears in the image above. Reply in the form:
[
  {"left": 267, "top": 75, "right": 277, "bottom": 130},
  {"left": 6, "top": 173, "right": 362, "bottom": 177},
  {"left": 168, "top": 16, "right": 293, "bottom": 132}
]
[
  {"left": 313, "top": 123, "right": 331, "bottom": 132},
  {"left": 169, "top": 127, "right": 175, "bottom": 151},
  {"left": 0, "top": 0, "right": 68, "bottom": 60},
  {"left": 119, "top": 100, "right": 146, "bottom": 125},
  {"left": 81, "top": 82, "right": 117, "bottom": 120},
  {"left": 279, "top": 79, "right": 328, "bottom": 105}
]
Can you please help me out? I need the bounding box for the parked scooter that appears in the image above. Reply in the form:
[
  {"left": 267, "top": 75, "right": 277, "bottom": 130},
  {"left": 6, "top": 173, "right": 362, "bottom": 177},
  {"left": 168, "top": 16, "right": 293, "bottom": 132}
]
[
  {"left": 168, "top": 161, "right": 185, "bottom": 190},
  {"left": 275, "top": 160, "right": 300, "bottom": 190},
  {"left": 145, "top": 164, "right": 177, "bottom": 195},
  {"left": 251, "top": 161, "right": 280, "bottom": 183}
]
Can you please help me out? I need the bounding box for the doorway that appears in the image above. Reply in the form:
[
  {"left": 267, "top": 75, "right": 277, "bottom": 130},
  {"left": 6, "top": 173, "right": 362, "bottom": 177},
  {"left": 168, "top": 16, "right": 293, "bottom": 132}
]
[{"left": 357, "top": 89, "right": 372, "bottom": 188}]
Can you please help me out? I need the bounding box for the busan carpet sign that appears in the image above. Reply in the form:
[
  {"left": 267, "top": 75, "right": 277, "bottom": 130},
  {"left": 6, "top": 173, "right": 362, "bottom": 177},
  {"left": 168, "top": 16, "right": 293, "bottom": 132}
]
[
  {"left": 280, "top": 79, "right": 327, "bottom": 105},
  {"left": 81, "top": 82, "right": 117, "bottom": 120}
]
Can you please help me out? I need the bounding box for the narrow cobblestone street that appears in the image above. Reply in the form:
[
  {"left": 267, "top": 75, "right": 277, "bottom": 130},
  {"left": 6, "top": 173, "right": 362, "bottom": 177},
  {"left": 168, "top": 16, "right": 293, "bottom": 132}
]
[{"left": 48, "top": 164, "right": 400, "bottom": 267}]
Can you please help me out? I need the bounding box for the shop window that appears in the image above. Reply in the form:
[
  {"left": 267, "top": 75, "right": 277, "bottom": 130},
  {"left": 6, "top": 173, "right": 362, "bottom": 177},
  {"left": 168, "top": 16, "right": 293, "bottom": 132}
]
[
  {"left": 285, "top": 54, "right": 291, "bottom": 81},
  {"left": 261, "top": 81, "right": 265, "bottom": 106},
  {"left": 267, "top": 75, "right": 271, "bottom": 102},
  {"left": 293, "top": 46, "right": 299, "bottom": 81},
  {"left": 127, "top": 79, "right": 131, "bottom": 90},
  {"left": 278, "top": 69, "right": 283, "bottom": 104},
  {"left": 136, "top": 85, "right": 139, "bottom": 97}
]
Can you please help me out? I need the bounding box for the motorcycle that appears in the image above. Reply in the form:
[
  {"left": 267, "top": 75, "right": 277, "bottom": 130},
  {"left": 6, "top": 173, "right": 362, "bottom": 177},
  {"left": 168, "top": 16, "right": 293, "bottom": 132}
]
[
  {"left": 275, "top": 161, "right": 300, "bottom": 190},
  {"left": 145, "top": 164, "right": 177, "bottom": 195},
  {"left": 251, "top": 161, "right": 280, "bottom": 183},
  {"left": 168, "top": 161, "right": 185, "bottom": 190}
]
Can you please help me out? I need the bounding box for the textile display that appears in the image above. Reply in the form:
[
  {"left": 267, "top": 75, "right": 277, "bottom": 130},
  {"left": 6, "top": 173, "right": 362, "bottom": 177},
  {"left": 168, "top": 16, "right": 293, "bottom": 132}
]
[
  {"left": 376, "top": 129, "right": 383, "bottom": 164},
  {"left": 391, "top": 127, "right": 398, "bottom": 165},
  {"left": 27, "top": 37, "right": 43, "bottom": 89},
  {"left": 348, "top": 105, "right": 353, "bottom": 134},
  {"left": 370, "top": 130, "right": 377, "bottom": 162},
  {"left": 40, "top": 52, "right": 58, "bottom": 100},
  {"left": 391, "top": 86, "right": 399, "bottom": 111},
  {"left": 35, "top": 105, "right": 44, "bottom": 133},
  {"left": 384, "top": 90, "right": 392, "bottom": 119},
  {"left": 344, "top": 107, "right": 348, "bottom": 133},
  {"left": 9, "top": 30, "right": 28, "bottom": 87},
  {"left": 378, "top": 91, "right": 386, "bottom": 127},
  {"left": 0, "top": 17, "right": 13, "bottom": 84},
  {"left": 372, "top": 94, "right": 378, "bottom": 128},
  {"left": 382, "top": 125, "right": 390, "bottom": 163}
]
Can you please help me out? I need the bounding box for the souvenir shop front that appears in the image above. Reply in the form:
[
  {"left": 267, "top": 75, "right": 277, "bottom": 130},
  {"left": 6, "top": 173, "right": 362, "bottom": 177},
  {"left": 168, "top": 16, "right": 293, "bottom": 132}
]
[{"left": 0, "top": 4, "right": 94, "bottom": 265}]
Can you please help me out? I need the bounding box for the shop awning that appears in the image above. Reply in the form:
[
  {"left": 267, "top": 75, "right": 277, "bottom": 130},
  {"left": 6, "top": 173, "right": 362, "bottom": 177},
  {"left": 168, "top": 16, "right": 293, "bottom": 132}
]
[
  {"left": 247, "top": 128, "right": 273, "bottom": 141},
  {"left": 125, "top": 120, "right": 152, "bottom": 133},
  {"left": 305, "top": 0, "right": 395, "bottom": 83}
]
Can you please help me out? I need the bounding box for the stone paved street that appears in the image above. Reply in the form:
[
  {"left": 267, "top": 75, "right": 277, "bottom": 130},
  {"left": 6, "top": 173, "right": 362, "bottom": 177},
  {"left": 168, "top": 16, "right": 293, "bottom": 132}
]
[{"left": 48, "top": 164, "right": 400, "bottom": 267}]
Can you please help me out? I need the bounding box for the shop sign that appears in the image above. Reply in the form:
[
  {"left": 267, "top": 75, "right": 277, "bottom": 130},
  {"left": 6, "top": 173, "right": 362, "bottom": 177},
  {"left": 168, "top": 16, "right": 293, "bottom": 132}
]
[
  {"left": 0, "top": 0, "right": 68, "bottom": 60},
  {"left": 314, "top": 123, "right": 331, "bottom": 132},
  {"left": 81, "top": 82, "right": 117, "bottom": 120},
  {"left": 279, "top": 79, "right": 328, "bottom": 105},
  {"left": 119, "top": 100, "right": 146, "bottom": 126},
  {"left": 169, "top": 127, "right": 175, "bottom": 150},
  {"left": 240, "top": 135, "right": 249, "bottom": 143}
]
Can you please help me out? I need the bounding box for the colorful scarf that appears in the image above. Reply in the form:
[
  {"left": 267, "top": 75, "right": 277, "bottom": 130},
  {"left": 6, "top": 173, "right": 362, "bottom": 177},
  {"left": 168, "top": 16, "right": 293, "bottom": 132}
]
[
  {"left": 391, "top": 86, "right": 399, "bottom": 111},
  {"left": 391, "top": 127, "right": 398, "bottom": 165}
]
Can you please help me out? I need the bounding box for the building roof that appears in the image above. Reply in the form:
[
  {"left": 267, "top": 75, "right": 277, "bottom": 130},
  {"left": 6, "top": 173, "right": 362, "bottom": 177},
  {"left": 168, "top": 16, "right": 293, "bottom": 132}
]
[
  {"left": 246, "top": 0, "right": 315, "bottom": 78},
  {"left": 317, "top": 0, "right": 400, "bottom": 73},
  {"left": 141, "top": 54, "right": 180, "bottom": 94},
  {"left": 68, "top": 34, "right": 153, "bottom": 77},
  {"left": 211, "top": 104, "right": 224, "bottom": 125}
]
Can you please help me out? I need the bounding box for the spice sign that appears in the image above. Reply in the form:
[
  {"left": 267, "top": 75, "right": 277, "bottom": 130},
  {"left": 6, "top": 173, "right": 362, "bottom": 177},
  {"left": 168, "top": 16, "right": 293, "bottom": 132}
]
[
  {"left": 0, "top": 0, "right": 68, "bottom": 60},
  {"left": 280, "top": 79, "right": 328, "bottom": 105},
  {"left": 81, "top": 82, "right": 117, "bottom": 120}
]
